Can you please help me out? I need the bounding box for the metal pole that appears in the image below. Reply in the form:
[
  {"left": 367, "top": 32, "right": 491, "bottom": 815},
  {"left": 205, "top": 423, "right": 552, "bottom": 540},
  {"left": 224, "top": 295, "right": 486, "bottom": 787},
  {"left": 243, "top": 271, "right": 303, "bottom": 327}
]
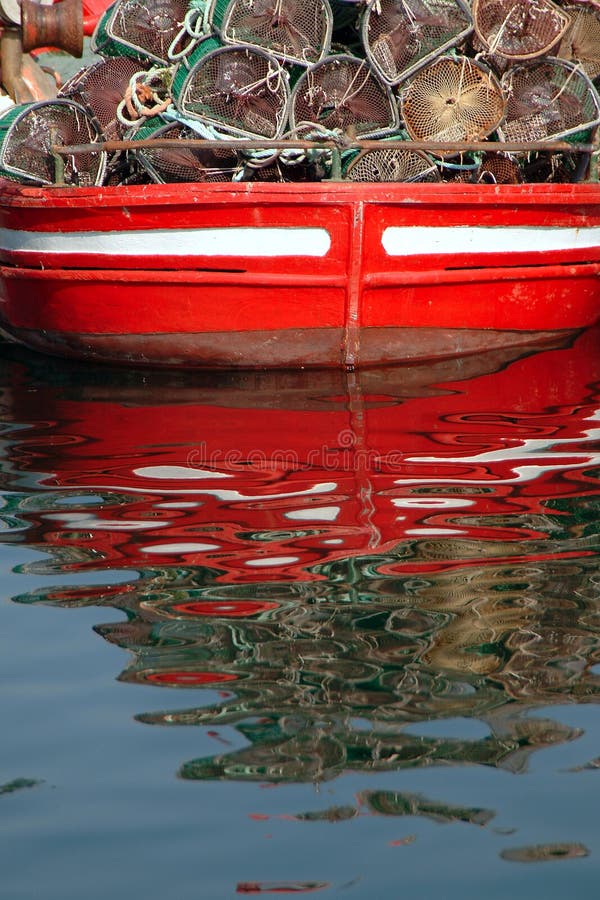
[{"left": 51, "top": 138, "right": 599, "bottom": 156}]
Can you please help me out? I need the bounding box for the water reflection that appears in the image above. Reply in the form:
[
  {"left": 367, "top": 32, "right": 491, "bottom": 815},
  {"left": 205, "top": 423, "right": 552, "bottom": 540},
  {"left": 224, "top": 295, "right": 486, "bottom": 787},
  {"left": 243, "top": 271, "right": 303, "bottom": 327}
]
[{"left": 1, "top": 327, "right": 600, "bottom": 800}]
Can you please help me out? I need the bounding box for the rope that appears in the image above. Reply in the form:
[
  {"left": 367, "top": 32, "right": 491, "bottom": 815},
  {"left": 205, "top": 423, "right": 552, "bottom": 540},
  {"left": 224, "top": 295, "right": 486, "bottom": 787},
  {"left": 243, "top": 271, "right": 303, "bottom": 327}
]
[{"left": 168, "top": 4, "right": 213, "bottom": 61}]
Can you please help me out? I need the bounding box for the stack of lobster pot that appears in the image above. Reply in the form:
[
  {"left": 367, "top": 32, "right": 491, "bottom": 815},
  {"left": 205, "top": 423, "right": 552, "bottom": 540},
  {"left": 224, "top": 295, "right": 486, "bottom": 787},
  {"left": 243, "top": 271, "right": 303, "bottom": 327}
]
[{"left": 0, "top": 0, "right": 599, "bottom": 186}]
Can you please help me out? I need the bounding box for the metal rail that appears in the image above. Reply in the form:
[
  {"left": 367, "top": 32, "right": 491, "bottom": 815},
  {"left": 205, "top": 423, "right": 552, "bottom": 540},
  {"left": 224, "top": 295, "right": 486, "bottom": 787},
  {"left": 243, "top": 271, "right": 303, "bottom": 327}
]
[{"left": 52, "top": 137, "right": 598, "bottom": 155}]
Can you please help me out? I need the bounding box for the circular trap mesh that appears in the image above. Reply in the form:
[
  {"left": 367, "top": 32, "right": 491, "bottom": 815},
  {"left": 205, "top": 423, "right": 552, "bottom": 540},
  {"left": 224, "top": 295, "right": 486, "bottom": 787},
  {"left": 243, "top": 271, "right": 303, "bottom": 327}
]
[
  {"left": 479, "top": 151, "right": 522, "bottom": 182},
  {"left": 101, "top": 0, "right": 191, "bottom": 64},
  {"left": 131, "top": 119, "right": 239, "bottom": 182},
  {"left": 177, "top": 45, "right": 291, "bottom": 139},
  {"left": 220, "top": 0, "right": 333, "bottom": 66},
  {"left": 557, "top": 6, "right": 600, "bottom": 81},
  {"left": 473, "top": 0, "right": 570, "bottom": 60},
  {"left": 291, "top": 54, "right": 399, "bottom": 138},
  {"left": 499, "top": 57, "right": 600, "bottom": 142},
  {"left": 401, "top": 56, "right": 505, "bottom": 146},
  {"left": 363, "top": 0, "right": 473, "bottom": 86},
  {"left": 344, "top": 147, "right": 441, "bottom": 181},
  {"left": 0, "top": 100, "right": 105, "bottom": 186},
  {"left": 59, "top": 56, "right": 147, "bottom": 140}
]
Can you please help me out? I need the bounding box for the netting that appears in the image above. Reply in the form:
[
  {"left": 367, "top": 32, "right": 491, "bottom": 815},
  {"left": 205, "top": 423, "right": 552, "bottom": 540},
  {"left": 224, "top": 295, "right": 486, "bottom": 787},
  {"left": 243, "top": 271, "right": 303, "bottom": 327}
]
[
  {"left": 242, "top": 157, "right": 325, "bottom": 180},
  {"left": 130, "top": 119, "right": 239, "bottom": 182},
  {"left": 0, "top": 100, "right": 105, "bottom": 186},
  {"left": 473, "top": 0, "right": 570, "bottom": 61},
  {"left": 557, "top": 6, "right": 600, "bottom": 81},
  {"left": 8, "top": 0, "right": 600, "bottom": 186},
  {"left": 363, "top": 0, "right": 473, "bottom": 86},
  {"left": 401, "top": 56, "right": 505, "bottom": 146},
  {"left": 176, "top": 44, "right": 291, "bottom": 138},
  {"left": 290, "top": 55, "right": 399, "bottom": 138},
  {"left": 499, "top": 57, "right": 600, "bottom": 142},
  {"left": 220, "top": 0, "right": 334, "bottom": 66},
  {"left": 344, "top": 147, "right": 441, "bottom": 181},
  {"left": 59, "top": 57, "right": 147, "bottom": 140},
  {"left": 479, "top": 151, "right": 522, "bottom": 182},
  {"left": 99, "top": 0, "right": 191, "bottom": 64}
]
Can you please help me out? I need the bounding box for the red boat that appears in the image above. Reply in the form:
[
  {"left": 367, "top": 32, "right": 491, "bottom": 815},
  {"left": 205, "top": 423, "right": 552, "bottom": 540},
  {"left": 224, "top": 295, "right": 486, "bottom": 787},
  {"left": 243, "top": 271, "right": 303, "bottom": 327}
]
[
  {"left": 0, "top": 0, "right": 599, "bottom": 368},
  {"left": 1, "top": 177, "right": 600, "bottom": 367}
]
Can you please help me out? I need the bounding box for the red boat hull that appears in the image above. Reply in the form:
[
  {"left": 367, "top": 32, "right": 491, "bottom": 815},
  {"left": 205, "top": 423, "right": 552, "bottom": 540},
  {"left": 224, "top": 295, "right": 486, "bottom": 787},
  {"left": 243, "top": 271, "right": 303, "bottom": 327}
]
[{"left": 1, "top": 179, "right": 599, "bottom": 367}]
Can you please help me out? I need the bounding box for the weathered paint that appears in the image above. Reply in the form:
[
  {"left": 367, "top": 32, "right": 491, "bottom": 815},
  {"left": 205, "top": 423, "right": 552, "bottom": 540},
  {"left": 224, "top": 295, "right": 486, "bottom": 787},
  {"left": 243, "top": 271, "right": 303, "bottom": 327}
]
[{"left": 0, "top": 178, "right": 599, "bottom": 368}]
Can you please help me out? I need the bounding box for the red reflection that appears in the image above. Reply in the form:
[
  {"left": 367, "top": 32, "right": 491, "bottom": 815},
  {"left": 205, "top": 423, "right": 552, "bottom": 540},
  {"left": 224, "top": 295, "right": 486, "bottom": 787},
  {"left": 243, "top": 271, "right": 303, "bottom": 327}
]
[
  {"left": 172, "top": 601, "right": 281, "bottom": 617},
  {"left": 3, "top": 326, "right": 600, "bottom": 585},
  {"left": 145, "top": 672, "right": 239, "bottom": 686}
]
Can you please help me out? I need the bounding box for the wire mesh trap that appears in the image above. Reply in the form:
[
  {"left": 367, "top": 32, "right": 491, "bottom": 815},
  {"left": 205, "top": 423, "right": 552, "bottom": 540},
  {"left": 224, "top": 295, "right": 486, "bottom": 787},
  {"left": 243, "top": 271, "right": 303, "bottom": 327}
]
[
  {"left": 93, "top": 0, "right": 191, "bottom": 65},
  {"left": 363, "top": 0, "right": 473, "bottom": 86},
  {"left": 175, "top": 43, "right": 291, "bottom": 138},
  {"left": 241, "top": 157, "right": 326, "bottom": 180},
  {"left": 344, "top": 146, "right": 441, "bottom": 181},
  {"left": 0, "top": 100, "right": 105, "bottom": 186},
  {"left": 290, "top": 55, "right": 399, "bottom": 139},
  {"left": 499, "top": 57, "right": 600, "bottom": 142},
  {"left": 400, "top": 55, "right": 505, "bottom": 146},
  {"left": 519, "top": 149, "right": 588, "bottom": 182},
  {"left": 473, "top": 0, "right": 571, "bottom": 61},
  {"left": 557, "top": 6, "right": 600, "bottom": 81},
  {"left": 478, "top": 151, "right": 522, "bottom": 182},
  {"left": 218, "top": 0, "right": 334, "bottom": 67},
  {"left": 129, "top": 118, "right": 240, "bottom": 182},
  {"left": 59, "top": 56, "right": 148, "bottom": 140}
]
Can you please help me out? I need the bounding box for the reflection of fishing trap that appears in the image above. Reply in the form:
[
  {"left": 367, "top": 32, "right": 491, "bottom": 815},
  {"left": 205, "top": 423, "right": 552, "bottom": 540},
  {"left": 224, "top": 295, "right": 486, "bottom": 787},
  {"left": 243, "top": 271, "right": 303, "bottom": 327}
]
[
  {"left": 344, "top": 147, "right": 441, "bottom": 181},
  {"left": 363, "top": 0, "right": 473, "bottom": 86},
  {"left": 473, "top": 0, "right": 570, "bottom": 61},
  {"left": 401, "top": 56, "right": 505, "bottom": 145},
  {"left": 175, "top": 44, "right": 291, "bottom": 138},
  {"left": 557, "top": 7, "right": 600, "bottom": 81},
  {"left": 0, "top": 100, "right": 105, "bottom": 186},
  {"left": 59, "top": 57, "right": 146, "bottom": 140},
  {"left": 218, "top": 0, "right": 334, "bottom": 66},
  {"left": 130, "top": 119, "right": 239, "bottom": 182},
  {"left": 92, "top": 0, "right": 190, "bottom": 64},
  {"left": 499, "top": 58, "right": 600, "bottom": 142},
  {"left": 290, "top": 55, "right": 399, "bottom": 138}
]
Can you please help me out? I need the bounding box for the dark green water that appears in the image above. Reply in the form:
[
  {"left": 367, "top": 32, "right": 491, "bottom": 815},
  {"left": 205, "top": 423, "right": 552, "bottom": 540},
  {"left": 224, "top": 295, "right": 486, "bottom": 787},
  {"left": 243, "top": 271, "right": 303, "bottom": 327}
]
[{"left": 2, "top": 328, "right": 600, "bottom": 898}]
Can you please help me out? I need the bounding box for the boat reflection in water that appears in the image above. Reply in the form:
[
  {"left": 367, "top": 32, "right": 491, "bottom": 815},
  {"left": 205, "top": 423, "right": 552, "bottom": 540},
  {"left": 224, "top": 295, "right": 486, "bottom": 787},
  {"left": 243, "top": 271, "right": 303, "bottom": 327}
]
[{"left": 2, "top": 327, "right": 600, "bottom": 842}]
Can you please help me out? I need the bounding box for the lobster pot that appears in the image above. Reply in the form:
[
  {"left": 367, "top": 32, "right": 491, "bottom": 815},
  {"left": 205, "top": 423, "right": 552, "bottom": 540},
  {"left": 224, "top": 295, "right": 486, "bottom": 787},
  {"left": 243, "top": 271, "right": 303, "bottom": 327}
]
[
  {"left": 400, "top": 56, "right": 505, "bottom": 149},
  {"left": 243, "top": 158, "right": 325, "bottom": 181},
  {"left": 175, "top": 44, "right": 291, "bottom": 139},
  {"left": 59, "top": 57, "right": 148, "bottom": 140},
  {"left": 92, "top": 0, "right": 191, "bottom": 64},
  {"left": 171, "top": 35, "right": 222, "bottom": 100},
  {"left": 290, "top": 55, "right": 399, "bottom": 139},
  {"left": 90, "top": 3, "right": 118, "bottom": 55},
  {"left": 557, "top": 7, "right": 600, "bottom": 81},
  {"left": 0, "top": 101, "right": 105, "bottom": 186},
  {"left": 362, "top": 0, "right": 473, "bottom": 86},
  {"left": 218, "top": 0, "right": 334, "bottom": 66},
  {"left": 129, "top": 118, "right": 239, "bottom": 182},
  {"left": 473, "top": 0, "right": 570, "bottom": 61},
  {"left": 468, "top": 31, "right": 512, "bottom": 77},
  {"left": 478, "top": 152, "right": 522, "bottom": 183},
  {"left": 208, "top": 0, "right": 229, "bottom": 28},
  {"left": 499, "top": 58, "right": 600, "bottom": 143},
  {"left": 344, "top": 147, "right": 441, "bottom": 182}
]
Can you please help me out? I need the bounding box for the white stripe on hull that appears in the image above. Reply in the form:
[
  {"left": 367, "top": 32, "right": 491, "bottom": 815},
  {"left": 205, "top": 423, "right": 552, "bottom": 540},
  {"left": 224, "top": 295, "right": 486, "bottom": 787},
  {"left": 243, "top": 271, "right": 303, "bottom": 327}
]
[
  {"left": 1, "top": 224, "right": 598, "bottom": 260},
  {"left": 382, "top": 226, "right": 600, "bottom": 256},
  {"left": 0, "top": 226, "right": 332, "bottom": 257}
]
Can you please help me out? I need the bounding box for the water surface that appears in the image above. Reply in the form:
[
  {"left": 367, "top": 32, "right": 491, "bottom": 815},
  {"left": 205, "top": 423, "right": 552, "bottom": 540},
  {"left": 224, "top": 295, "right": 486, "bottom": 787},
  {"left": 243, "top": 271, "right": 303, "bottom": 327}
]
[{"left": 2, "top": 329, "right": 600, "bottom": 897}]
